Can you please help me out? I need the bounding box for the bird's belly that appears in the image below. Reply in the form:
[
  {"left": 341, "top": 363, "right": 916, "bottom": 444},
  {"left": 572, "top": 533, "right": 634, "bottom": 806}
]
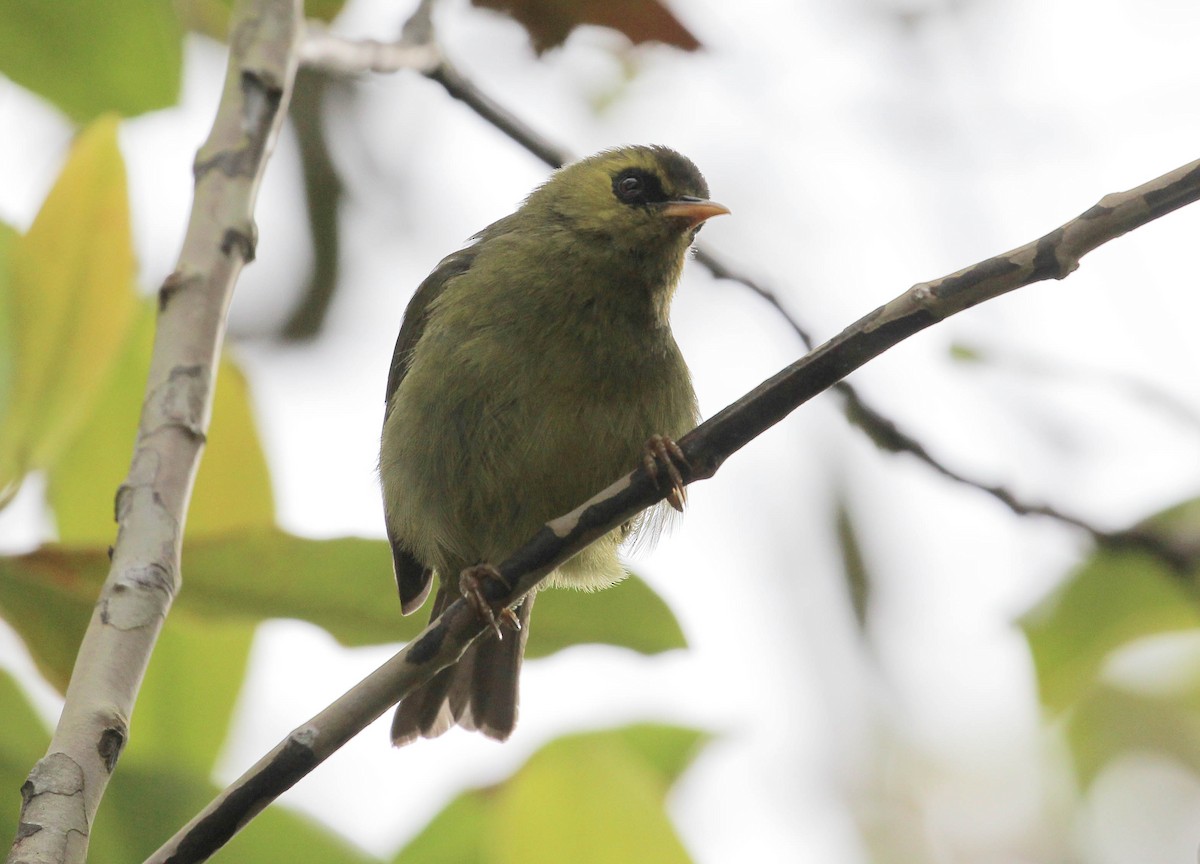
[{"left": 382, "top": 344, "right": 692, "bottom": 588}]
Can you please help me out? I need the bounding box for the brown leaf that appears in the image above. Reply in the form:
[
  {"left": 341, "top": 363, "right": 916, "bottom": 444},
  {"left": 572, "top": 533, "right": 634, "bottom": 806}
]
[{"left": 474, "top": 0, "right": 701, "bottom": 53}]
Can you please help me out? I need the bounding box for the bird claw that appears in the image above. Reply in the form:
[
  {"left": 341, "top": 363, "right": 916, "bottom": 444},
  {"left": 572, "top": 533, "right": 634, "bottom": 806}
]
[
  {"left": 460, "top": 564, "right": 520, "bottom": 639},
  {"left": 643, "top": 434, "right": 689, "bottom": 512}
]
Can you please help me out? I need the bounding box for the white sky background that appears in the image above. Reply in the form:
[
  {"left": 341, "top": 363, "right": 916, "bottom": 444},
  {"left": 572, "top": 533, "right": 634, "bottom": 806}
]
[{"left": 2, "top": 0, "right": 1200, "bottom": 862}]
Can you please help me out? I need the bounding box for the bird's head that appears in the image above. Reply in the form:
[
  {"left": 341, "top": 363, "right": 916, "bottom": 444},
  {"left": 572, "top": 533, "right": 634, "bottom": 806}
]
[{"left": 525, "top": 145, "right": 729, "bottom": 259}]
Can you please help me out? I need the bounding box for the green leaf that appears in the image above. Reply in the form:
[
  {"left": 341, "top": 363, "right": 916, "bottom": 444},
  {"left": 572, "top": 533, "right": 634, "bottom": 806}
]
[
  {"left": 393, "top": 724, "right": 706, "bottom": 864},
  {"left": 178, "top": 534, "right": 684, "bottom": 655},
  {"left": 1067, "top": 681, "right": 1200, "bottom": 789},
  {"left": 390, "top": 793, "right": 488, "bottom": 864},
  {"left": 179, "top": 530, "right": 403, "bottom": 644},
  {"left": 609, "top": 723, "right": 707, "bottom": 779},
  {"left": 0, "top": 669, "right": 50, "bottom": 784},
  {"left": 0, "top": 647, "right": 367, "bottom": 864},
  {"left": 528, "top": 571, "right": 687, "bottom": 658},
  {"left": 0, "top": 0, "right": 181, "bottom": 121},
  {"left": 45, "top": 303, "right": 150, "bottom": 543},
  {"left": 1020, "top": 501, "right": 1200, "bottom": 714},
  {"left": 0, "top": 547, "right": 98, "bottom": 690},
  {"left": 0, "top": 221, "right": 19, "bottom": 478},
  {"left": 0, "top": 533, "right": 687, "bottom": 691},
  {"left": 0, "top": 671, "right": 52, "bottom": 855},
  {"left": 126, "top": 616, "right": 256, "bottom": 776},
  {"left": 0, "top": 115, "right": 137, "bottom": 495},
  {"left": 190, "top": 355, "right": 277, "bottom": 534},
  {"left": 0, "top": 534, "right": 394, "bottom": 690},
  {"left": 48, "top": 302, "right": 276, "bottom": 544}
]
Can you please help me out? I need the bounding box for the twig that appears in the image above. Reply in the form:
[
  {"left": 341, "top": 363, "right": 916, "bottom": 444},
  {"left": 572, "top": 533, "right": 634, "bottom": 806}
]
[
  {"left": 295, "top": 21, "right": 1194, "bottom": 570},
  {"left": 4, "top": 3, "right": 302, "bottom": 864},
  {"left": 299, "top": 21, "right": 439, "bottom": 75},
  {"left": 142, "top": 156, "right": 1200, "bottom": 864},
  {"left": 426, "top": 58, "right": 571, "bottom": 169}
]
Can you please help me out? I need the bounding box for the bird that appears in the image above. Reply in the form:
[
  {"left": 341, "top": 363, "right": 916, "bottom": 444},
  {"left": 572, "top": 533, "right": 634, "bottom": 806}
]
[{"left": 380, "top": 145, "right": 727, "bottom": 745}]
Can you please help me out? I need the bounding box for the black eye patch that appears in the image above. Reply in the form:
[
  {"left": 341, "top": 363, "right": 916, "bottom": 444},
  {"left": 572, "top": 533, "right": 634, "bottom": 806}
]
[{"left": 612, "top": 168, "right": 669, "bottom": 206}]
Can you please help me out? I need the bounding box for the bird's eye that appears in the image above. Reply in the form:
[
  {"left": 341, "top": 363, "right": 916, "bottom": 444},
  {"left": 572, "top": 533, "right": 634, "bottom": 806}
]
[{"left": 612, "top": 168, "right": 666, "bottom": 206}]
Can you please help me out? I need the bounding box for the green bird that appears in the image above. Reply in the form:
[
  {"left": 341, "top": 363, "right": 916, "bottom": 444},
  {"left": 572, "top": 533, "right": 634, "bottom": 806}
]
[{"left": 381, "top": 145, "right": 728, "bottom": 745}]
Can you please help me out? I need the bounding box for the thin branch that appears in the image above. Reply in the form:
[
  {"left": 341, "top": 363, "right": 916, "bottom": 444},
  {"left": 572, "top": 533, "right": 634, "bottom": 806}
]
[
  {"left": 297, "top": 23, "right": 1193, "bottom": 570},
  {"left": 4, "top": 3, "right": 302, "bottom": 864},
  {"left": 144, "top": 156, "right": 1200, "bottom": 864},
  {"left": 425, "top": 58, "right": 572, "bottom": 169},
  {"left": 298, "top": 21, "right": 439, "bottom": 75}
]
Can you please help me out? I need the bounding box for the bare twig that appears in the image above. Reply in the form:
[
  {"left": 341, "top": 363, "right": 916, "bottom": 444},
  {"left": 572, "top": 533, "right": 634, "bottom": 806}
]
[
  {"left": 143, "top": 156, "right": 1200, "bottom": 864},
  {"left": 425, "top": 58, "right": 572, "bottom": 169},
  {"left": 5, "top": 3, "right": 302, "bottom": 864},
  {"left": 299, "top": 21, "right": 439, "bottom": 75}
]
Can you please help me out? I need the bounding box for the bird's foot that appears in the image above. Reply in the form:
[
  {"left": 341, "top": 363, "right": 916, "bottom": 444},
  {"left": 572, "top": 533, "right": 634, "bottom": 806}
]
[
  {"left": 643, "top": 434, "right": 689, "bottom": 512},
  {"left": 460, "top": 564, "right": 520, "bottom": 639}
]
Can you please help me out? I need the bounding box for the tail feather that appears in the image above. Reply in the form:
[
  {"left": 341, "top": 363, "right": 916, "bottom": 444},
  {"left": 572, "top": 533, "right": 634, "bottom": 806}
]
[{"left": 391, "top": 590, "right": 535, "bottom": 745}]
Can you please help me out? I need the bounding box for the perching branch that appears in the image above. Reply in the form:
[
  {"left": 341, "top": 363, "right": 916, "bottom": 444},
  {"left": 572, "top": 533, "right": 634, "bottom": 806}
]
[
  {"left": 143, "top": 156, "right": 1200, "bottom": 864},
  {"left": 297, "top": 19, "right": 1194, "bottom": 572},
  {"left": 4, "top": 3, "right": 302, "bottom": 864}
]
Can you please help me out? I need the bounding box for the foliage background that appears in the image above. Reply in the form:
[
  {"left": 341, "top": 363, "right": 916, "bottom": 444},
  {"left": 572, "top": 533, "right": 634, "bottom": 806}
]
[{"left": 2, "top": 0, "right": 1200, "bottom": 862}]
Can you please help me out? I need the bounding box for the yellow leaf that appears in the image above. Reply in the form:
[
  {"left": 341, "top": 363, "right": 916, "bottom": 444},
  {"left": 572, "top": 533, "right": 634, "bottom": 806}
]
[
  {"left": 48, "top": 303, "right": 275, "bottom": 543},
  {"left": 0, "top": 114, "right": 136, "bottom": 490},
  {"left": 188, "top": 353, "right": 276, "bottom": 535}
]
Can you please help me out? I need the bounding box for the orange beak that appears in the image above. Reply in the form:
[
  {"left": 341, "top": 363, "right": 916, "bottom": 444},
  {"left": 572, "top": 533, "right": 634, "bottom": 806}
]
[{"left": 660, "top": 198, "right": 731, "bottom": 229}]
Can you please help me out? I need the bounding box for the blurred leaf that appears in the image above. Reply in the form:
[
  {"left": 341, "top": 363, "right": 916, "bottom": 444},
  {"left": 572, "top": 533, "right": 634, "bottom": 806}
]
[
  {"left": 0, "top": 670, "right": 52, "bottom": 854},
  {"left": 0, "top": 115, "right": 136, "bottom": 495},
  {"left": 0, "top": 663, "right": 371, "bottom": 862},
  {"left": 0, "top": 669, "right": 50, "bottom": 785},
  {"left": 178, "top": 531, "right": 403, "bottom": 644},
  {"left": 1021, "top": 501, "right": 1200, "bottom": 714},
  {"left": 172, "top": 533, "right": 683, "bottom": 655},
  {"left": 188, "top": 354, "right": 277, "bottom": 534},
  {"left": 473, "top": 0, "right": 700, "bottom": 54},
  {"left": 126, "top": 615, "right": 256, "bottom": 776},
  {"left": 529, "top": 570, "right": 686, "bottom": 658},
  {"left": 610, "top": 722, "right": 707, "bottom": 778},
  {"left": 0, "top": 546, "right": 97, "bottom": 690},
  {"left": 0, "top": 643, "right": 366, "bottom": 864},
  {"left": 394, "top": 724, "right": 706, "bottom": 864},
  {"left": 0, "top": 533, "right": 395, "bottom": 690},
  {"left": 835, "top": 497, "right": 871, "bottom": 631},
  {"left": 47, "top": 302, "right": 275, "bottom": 543},
  {"left": 0, "top": 221, "right": 18, "bottom": 505},
  {"left": 0, "top": 1, "right": 181, "bottom": 121},
  {"left": 282, "top": 67, "right": 343, "bottom": 341},
  {"left": 390, "top": 793, "right": 488, "bottom": 864},
  {"left": 1067, "top": 681, "right": 1200, "bottom": 789},
  {"left": 0, "top": 532, "right": 686, "bottom": 688},
  {"left": 948, "top": 342, "right": 984, "bottom": 363}
]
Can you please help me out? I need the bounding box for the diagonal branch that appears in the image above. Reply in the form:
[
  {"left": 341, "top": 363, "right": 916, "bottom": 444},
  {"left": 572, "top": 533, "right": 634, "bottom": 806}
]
[
  {"left": 143, "top": 155, "right": 1200, "bottom": 864},
  {"left": 297, "top": 20, "right": 1193, "bottom": 569},
  {"left": 4, "top": 3, "right": 302, "bottom": 864}
]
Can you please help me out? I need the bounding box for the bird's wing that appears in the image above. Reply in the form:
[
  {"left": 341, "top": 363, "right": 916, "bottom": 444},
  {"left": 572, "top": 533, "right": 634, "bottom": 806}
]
[
  {"left": 384, "top": 246, "right": 479, "bottom": 614},
  {"left": 384, "top": 213, "right": 525, "bottom": 613},
  {"left": 384, "top": 211, "right": 524, "bottom": 416},
  {"left": 384, "top": 248, "right": 477, "bottom": 419}
]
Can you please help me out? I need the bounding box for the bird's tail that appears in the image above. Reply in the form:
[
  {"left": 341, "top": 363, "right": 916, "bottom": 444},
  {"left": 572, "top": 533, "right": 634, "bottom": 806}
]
[{"left": 391, "top": 588, "right": 534, "bottom": 745}]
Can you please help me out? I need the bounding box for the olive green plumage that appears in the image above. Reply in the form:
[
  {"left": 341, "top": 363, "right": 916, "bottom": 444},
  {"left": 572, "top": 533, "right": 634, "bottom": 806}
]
[{"left": 381, "top": 145, "right": 726, "bottom": 744}]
